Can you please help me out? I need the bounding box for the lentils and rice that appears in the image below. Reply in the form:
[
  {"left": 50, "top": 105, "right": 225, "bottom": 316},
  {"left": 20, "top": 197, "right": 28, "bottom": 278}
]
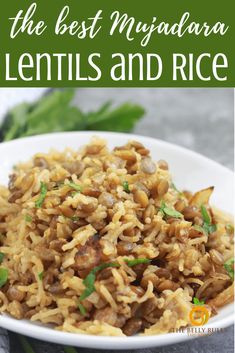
[{"left": 0, "top": 137, "right": 234, "bottom": 336}]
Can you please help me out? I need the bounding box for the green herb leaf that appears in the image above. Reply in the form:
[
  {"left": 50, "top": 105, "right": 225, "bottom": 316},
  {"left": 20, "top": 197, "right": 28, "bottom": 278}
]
[
  {"left": 38, "top": 272, "right": 44, "bottom": 281},
  {"left": 123, "top": 181, "right": 130, "bottom": 193},
  {"left": 15, "top": 89, "right": 83, "bottom": 138},
  {"left": 63, "top": 346, "right": 78, "bottom": 353},
  {"left": 71, "top": 216, "right": 79, "bottom": 222},
  {"left": 84, "top": 102, "right": 145, "bottom": 132},
  {"left": 160, "top": 201, "right": 183, "bottom": 219},
  {"left": 200, "top": 205, "right": 217, "bottom": 235},
  {"left": 17, "top": 334, "right": 37, "bottom": 353},
  {"left": 192, "top": 224, "right": 206, "bottom": 234},
  {"left": 201, "top": 205, "right": 211, "bottom": 224},
  {"left": 0, "top": 103, "right": 31, "bottom": 142},
  {"left": 226, "top": 224, "right": 234, "bottom": 234},
  {"left": 171, "top": 183, "right": 184, "bottom": 198},
  {"left": 125, "top": 258, "right": 151, "bottom": 267},
  {"left": 92, "top": 262, "right": 120, "bottom": 274},
  {"left": 0, "top": 268, "right": 8, "bottom": 287},
  {"left": 25, "top": 214, "right": 32, "bottom": 222},
  {"left": 67, "top": 182, "right": 82, "bottom": 193},
  {"left": 52, "top": 181, "right": 64, "bottom": 190},
  {"left": 35, "top": 182, "right": 47, "bottom": 208},
  {"left": 0, "top": 89, "right": 144, "bottom": 142},
  {"left": 224, "top": 258, "right": 234, "bottom": 280},
  {"left": 77, "top": 301, "right": 86, "bottom": 316},
  {"left": 71, "top": 191, "right": 79, "bottom": 197},
  {"left": 193, "top": 297, "right": 205, "bottom": 305},
  {"left": 0, "top": 253, "right": 5, "bottom": 263},
  {"left": 203, "top": 223, "right": 217, "bottom": 235},
  {"left": 80, "top": 262, "right": 119, "bottom": 301}
]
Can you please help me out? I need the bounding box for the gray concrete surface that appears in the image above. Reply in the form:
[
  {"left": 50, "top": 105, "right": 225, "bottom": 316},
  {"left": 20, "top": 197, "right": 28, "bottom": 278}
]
[
  {"left": 74, "top": 88, "right": 234, "bottom": 169},
  {"left": 1, "top": 88, "right": 234, "bottom": 353}
]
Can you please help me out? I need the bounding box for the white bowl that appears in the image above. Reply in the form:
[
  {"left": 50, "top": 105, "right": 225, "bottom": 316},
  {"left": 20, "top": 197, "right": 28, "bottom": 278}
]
[{"left": 0, "top": 131, "right": 233, "bottom": 349}]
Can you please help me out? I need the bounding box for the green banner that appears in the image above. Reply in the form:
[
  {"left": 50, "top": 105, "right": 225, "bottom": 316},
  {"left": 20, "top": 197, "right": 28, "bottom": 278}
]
[{"left": 0, "top": 0, "right": 234, "bottom": 86}]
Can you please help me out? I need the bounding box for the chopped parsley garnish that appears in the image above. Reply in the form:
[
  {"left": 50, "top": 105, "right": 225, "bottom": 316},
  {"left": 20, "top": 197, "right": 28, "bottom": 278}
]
[
  {"left": 203, "top": 223, "right": 217, "bottom": 235},
  {"left": 0, "top": 253, "right": 5, "bottom": 263},
  {"left": 71, "top": 216, "right": 79, "bottom": 222},
  {"left": 159, "top": 201, "right": 183, "bottom": 219},
  {"left": 193, "top": 297, "right": 205, "bottom": 305},
  {"left": 200, "top": 205, "right": 217, "bottom": 235},
  {"left": 35, "top": 182, "right": 47, "bottom": 208},
  {"left": 79, "top": 259, "right": 151, "bottom": 304},
  {"left": 226, "top": 224, "right": 234, "bottom": 234},
  {"left": 0, "top": 268, "right": 8, "bottom": 287},
  {"left": 123, "top": 181, "right": 130, "bottom": 193},
  {"left": 79, "top": 262, "right": 120, "bottom": 301},
  {"left": 38, "top": 272, "right": 44, "bottom": 281},
  {"left": 52, "top": 181, "right": 64, "bottom": 190},
  {"left": 25, "top": 214, "right": 32, "bottom": 222},
  {"left": 67, "top": 182, "right": 82, "bottom": 193},
  {"left": 77, "top": 302, "right": 86, "bottom": 316},
  {"left": 201, "top": 205, "right": 211, "bottom": 224},
  {"left": 192, "top": 224, "right": 207, "bottom": 235},
  {"left": 171, "top": 183, "right": 184, "bottom": 197},
  {"left": 124, "top": 258, "right": 150, "bottom": 267},
  {"left": 71, "top": 191, "right": 79, "bottom": 197},
  {"left": 224, "top": 258, "right": 234, "bottom": 280}
]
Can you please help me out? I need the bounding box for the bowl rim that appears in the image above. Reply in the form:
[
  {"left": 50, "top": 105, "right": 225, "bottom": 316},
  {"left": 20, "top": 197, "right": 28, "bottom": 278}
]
[{"left": 0, "top": 130, "right": 233, "bottom": 174}]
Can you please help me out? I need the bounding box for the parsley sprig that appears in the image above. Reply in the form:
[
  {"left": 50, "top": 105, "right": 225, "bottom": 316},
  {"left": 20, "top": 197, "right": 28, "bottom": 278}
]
[
  {"left": 226, "top": 224, "right": 234, "bottom": 234},
  {"left": 193, "top": 297, "right": 205, "bottom": 305},
  {"left": 0, "top": 253, "right": 5, "bottom": 263},
  {"left": 224, "top": 258, "right": 234, "bottom": 280},
  {"left": 0, "top": 268, "right": 8, "bottom": 288},
  {"left": 78, "top": 262, "right": 120, "bottom": 315},
  {"left": 25, "top": 214, "right": 32, "bottom": 222},
  {"left": 80, "top": 262, "right": 120, "bottom": 302},
  {"left": 0, "top": 89, "right": 144, "bottom": 142},
  {"left": 123, "top": 181, "right": 130, "bottom": 193},
  {"left": 125, "top": 258, "right": 150, "bottom": 267},
  {"left": 200, "top": 205, "right": 217, "bottom": 235},
  {"left": 159, "top": 201, "right": 183, "bottom": 219},
  {"left": 67, "top": 182, "right": 82, "bottom": 193},
  {"left": 35, "top": 182, "right": 47, "bottom": 208},
  {"left": 38, "top": 272, "right": 44, "bottom": 281},
  {"left": 171, "top": 183, "right": 184, "bottom": 198},
  {"left": 78, "top": 258, "right": 150, "bottom": 314}
]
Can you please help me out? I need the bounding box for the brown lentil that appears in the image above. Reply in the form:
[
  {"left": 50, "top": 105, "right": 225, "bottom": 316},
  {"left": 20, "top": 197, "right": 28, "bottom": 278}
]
[
  {"left": 157, "top": 279, "right": 179, "bottom": 292},
  {"left": 93, "top": 306, "right": 117, "bottom": 326},
  {"left": 117, "top": 241, "right": 135, "bottom": 255},
  {"left": 182, "top": 206, "right": 200, "bottom": 220},
  {"left": 134, "top": 190, "right": 149, "bottom": 208},
  {"left": 122, "top": 318, "right": 142, "bottom": 336},
  {"left": 114, "top": 150, "right": 136, "bottom": 162},
  {"left": 209, "top": 249, "right": 224, "bottom": 265},
  {"left": 174, "top": 199, "right": 186, "bottom": 213},
  {"left": 157, "top": 179, "right": 169, "bottom": 197},
  {"left": 157, "top": 159, "right": 169, "bottom": 170},
  {"left": 140, "top": 157, "right": 156, "bottom": 174},
  {"left": 98, "top": 192, "right": 116, "bottom": 208},
  {"left": 86, "top": 144, "right": 104, "bottom": 155},
  {"left": 7, "top": 286, "right": 25, "bottom": 302}
]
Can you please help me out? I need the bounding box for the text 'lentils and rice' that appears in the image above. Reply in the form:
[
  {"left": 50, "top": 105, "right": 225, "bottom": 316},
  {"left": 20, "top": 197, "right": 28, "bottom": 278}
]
[{"left": 0, "top": 138, "right": 234, "bottom": 336}]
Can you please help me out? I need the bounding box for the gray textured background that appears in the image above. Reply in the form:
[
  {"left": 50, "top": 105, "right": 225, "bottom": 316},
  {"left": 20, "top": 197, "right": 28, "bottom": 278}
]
[{"left": 0, "top": 88, "right": 233, "bottom": 353}]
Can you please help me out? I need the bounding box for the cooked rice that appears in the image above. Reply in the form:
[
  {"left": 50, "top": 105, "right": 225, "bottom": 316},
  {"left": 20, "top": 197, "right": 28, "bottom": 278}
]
[{"left": 0, "top": 137, "right": 233, "bottom": 336}]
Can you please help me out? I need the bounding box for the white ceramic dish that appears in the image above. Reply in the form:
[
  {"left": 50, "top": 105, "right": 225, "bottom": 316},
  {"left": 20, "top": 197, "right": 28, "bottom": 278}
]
[{"left": 0, "top": 131, "right": 233, "bottom": 349}]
